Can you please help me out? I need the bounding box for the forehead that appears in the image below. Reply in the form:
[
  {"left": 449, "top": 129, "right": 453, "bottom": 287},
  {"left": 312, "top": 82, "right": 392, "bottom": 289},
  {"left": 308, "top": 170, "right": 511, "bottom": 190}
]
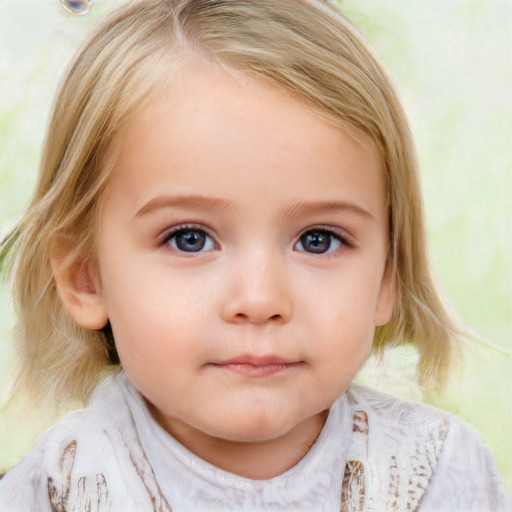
[{"left": 103, "top": 60, "right": 386, "bottom": 222}]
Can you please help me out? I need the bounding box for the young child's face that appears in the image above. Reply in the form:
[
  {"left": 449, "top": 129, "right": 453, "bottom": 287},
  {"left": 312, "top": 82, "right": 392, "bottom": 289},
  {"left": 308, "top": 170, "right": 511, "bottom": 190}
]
[{"left": 91, "top": 61, "right": 393, "bottom": 447}]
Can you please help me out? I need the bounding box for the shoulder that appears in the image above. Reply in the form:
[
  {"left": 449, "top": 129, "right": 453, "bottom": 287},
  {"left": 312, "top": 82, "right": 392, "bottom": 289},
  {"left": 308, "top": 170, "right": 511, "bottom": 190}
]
[
  {"left": 0, "top": 374, "right": 151, "bottom": 511},
  {"left": 346, "top": 383, "right": 452, "bottom": 458},
  {"left": 345, "top": 384, "right": 451, "bottom": 490},
  {"left": 345, "top": 384, "right": 506, "bottom": 511},
  {"left": 346, "top": 384, "right": 498, "bottom": 462},
  {"left": 347, "top": 383, "right": 450, "bottom": 426},
  {"left": 38, "top": 373, "right": 136, "bottom": 476}
]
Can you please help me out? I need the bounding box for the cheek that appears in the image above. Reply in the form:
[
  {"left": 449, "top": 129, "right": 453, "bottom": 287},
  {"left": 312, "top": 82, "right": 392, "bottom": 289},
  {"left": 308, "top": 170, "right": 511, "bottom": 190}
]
[
  {"left": 303, "top": 263, "right": 384, "bottom": 324},
  {"left": 304, "top": 269, "right": 382, "bottom": 361},
  {"left": 100, "top": 261, "right": 218, "bottom": 362}
]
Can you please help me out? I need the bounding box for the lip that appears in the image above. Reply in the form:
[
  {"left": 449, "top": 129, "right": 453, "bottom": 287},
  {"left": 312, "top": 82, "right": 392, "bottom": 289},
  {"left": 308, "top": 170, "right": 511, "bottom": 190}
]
[{"left": 209, "top": 355, "right": 302, "bottom": 378}]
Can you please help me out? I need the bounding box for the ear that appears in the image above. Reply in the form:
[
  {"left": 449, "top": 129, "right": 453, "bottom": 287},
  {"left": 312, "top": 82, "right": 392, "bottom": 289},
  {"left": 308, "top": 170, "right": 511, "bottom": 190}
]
[
  {"left": 50, "top": 236, "right": 108, "bottom": 330},
  {"left": 374, "top": 262, "right": 396, "bottom": 326}
]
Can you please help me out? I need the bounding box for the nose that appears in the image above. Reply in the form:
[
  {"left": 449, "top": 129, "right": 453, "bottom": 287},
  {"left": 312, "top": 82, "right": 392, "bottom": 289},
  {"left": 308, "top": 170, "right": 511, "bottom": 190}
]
[{"left": 221, "top": 252, "right": 293, "bottom": 325}]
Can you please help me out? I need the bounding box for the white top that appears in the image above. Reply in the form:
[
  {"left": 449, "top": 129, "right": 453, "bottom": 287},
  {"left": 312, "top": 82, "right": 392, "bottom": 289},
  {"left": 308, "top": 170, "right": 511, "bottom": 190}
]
[{"left": 0, "top": 372, "right": 506, "bottom": 511}]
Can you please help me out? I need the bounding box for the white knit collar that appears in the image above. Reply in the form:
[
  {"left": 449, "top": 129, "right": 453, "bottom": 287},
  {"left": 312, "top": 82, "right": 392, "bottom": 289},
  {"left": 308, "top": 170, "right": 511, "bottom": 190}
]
[{"left": 117, "top": 371, "right": 353, "bottom": 511}]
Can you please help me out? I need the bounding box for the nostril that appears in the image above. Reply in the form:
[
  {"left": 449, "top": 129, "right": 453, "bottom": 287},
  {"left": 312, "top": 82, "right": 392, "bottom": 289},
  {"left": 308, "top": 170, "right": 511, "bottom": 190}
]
[{"left": 231, "top": 312, "right": 283, "bottom": 325}]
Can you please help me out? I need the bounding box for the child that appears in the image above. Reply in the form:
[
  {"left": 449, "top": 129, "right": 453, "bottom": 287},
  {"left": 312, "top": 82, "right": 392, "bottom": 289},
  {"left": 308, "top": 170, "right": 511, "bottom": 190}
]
[{"left": 0, "top": 0, "right": 505, "bottom": 510}]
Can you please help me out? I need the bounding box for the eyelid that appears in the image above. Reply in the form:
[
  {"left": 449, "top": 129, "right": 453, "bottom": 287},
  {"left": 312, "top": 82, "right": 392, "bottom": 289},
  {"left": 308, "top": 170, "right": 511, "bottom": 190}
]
[
  {"left": 297, "top": 225, "right": 355, "bottom": 247},
  {"left": 156, "top": 222, "right": 219, "bottom": 250},
  {"left": 154, "top": 223, "right": 354, "bottom": 253}
]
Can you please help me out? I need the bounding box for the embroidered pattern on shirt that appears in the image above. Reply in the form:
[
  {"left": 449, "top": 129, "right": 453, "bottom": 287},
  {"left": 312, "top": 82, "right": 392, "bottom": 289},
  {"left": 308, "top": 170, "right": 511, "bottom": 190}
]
[
  {"left": 47, "top": 438, "right": 173, "bottom": 512},
  {"left": 341, "top": 391, "right": 450, "bottom": 512},
  {"left": 48, "top": 440, "right": 110, "bottom": 511}
]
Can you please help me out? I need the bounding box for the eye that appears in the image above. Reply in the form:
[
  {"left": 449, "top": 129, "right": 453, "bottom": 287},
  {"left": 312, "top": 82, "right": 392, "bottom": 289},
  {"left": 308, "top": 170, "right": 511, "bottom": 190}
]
[
  {"left": 294, "top": 228, "right": 346, "bottom": 254},
  {"left": 162, "top": 226, "right": 216, "bottom": 253}
]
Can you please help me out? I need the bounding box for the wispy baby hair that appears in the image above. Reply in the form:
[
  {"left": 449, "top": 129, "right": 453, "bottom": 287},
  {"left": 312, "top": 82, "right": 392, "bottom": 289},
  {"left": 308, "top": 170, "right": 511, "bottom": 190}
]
[{"left": 0, "top": 0, "right": 461, "bottom": 406}]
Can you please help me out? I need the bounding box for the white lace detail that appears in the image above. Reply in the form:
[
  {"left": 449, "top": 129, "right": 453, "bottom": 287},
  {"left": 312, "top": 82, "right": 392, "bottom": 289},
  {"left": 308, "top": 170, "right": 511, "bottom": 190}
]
[{"left": 341, "top": 387, "right": 449, "bottom": 512}]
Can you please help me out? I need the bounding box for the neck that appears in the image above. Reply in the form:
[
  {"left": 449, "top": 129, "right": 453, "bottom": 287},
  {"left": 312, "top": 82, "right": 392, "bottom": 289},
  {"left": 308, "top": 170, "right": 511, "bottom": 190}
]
[{"left": 150, "top": 407, "right": 329, "bottom": 480}]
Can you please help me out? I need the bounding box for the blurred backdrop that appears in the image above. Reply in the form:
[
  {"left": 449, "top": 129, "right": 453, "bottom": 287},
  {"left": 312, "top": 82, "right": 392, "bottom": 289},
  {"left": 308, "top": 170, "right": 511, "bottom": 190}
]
[{"left": 0, "top": 0, "right": 510, "bottom": 491}]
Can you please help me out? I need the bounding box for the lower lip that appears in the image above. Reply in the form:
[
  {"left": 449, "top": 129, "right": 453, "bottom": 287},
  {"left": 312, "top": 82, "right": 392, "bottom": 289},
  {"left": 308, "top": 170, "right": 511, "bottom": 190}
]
[{"left": 211, "top": 362, "right": 300, "bottom": 378}]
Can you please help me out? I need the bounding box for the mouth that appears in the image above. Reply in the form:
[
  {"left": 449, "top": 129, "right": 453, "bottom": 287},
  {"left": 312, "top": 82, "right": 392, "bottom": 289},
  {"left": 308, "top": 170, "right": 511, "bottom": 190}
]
[{"left": 208, "top": 355, "right": 303, "bottom": 378}]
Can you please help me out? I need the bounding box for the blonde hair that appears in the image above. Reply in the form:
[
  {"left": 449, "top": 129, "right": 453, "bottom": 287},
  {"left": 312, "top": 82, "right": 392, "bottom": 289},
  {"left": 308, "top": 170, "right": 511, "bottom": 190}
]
[{"left": 1, "top": 0, "right": 462, "bottom": 406}]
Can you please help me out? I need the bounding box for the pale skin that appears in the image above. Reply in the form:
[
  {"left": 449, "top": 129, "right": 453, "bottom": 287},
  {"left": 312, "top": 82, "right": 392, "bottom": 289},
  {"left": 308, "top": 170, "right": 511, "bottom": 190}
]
[{"left": 52, "top": 60, "right": 395, "bottom": 480}]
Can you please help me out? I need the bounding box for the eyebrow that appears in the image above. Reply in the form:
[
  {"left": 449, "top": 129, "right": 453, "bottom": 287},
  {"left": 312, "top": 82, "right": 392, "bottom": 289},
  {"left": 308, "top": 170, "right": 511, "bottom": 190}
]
[
  {"left": 133, "top": 194, "right": 235, "bottom": 219},
  {"left": 133, "top": 194, "right": 375, "bottom": 222},
  {"left": 281, "top": 200, "right": 375, "bottom": 222}
]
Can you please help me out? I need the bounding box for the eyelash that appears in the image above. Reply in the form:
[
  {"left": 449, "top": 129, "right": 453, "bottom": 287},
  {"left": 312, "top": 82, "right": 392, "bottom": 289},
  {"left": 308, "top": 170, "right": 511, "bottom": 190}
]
[
  {"left": 156, "top": 224, "right": 354, "bottom": 255},
  {"left": 294, "top": 226, "right": 355, "bottom": 256},
  {"left": 157, "top": 223, "right": 217, "bottom": 253}
]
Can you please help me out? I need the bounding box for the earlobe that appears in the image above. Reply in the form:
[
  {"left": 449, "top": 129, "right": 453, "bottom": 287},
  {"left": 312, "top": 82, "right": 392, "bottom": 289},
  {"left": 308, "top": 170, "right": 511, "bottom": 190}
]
[
  {"left": 50, "top": 236, "right": 109, "bottom": 330},
  {"left": 375, "top": 264, "right": 396, "bottom": 326}
]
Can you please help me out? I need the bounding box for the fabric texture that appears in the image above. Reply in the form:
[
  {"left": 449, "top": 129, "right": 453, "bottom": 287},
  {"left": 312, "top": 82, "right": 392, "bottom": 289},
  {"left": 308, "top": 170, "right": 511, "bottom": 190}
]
[{"left": 0, "top": 372, "right": 505, "bottom": 511}]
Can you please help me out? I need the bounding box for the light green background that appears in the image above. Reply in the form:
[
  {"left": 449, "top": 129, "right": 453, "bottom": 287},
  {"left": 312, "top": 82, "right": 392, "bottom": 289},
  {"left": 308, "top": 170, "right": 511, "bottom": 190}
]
[{"left": 1, "top": 0, "right": 511, "bottom": 492}]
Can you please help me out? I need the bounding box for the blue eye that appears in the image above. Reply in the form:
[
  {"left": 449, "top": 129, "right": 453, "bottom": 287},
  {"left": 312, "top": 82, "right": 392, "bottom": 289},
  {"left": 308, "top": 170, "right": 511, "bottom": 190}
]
[
  {"left": 295, "top": 229, "right": 343, "bottom": 254},
  {"left": 166, "top": 227, "right": 215, "bottom": 253}
]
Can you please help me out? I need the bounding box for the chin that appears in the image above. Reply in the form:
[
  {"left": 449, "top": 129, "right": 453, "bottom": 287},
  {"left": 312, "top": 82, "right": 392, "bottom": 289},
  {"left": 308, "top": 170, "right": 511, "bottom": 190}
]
[{"left": 206, "top": 409, "right": 304, "bottom": 444}]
